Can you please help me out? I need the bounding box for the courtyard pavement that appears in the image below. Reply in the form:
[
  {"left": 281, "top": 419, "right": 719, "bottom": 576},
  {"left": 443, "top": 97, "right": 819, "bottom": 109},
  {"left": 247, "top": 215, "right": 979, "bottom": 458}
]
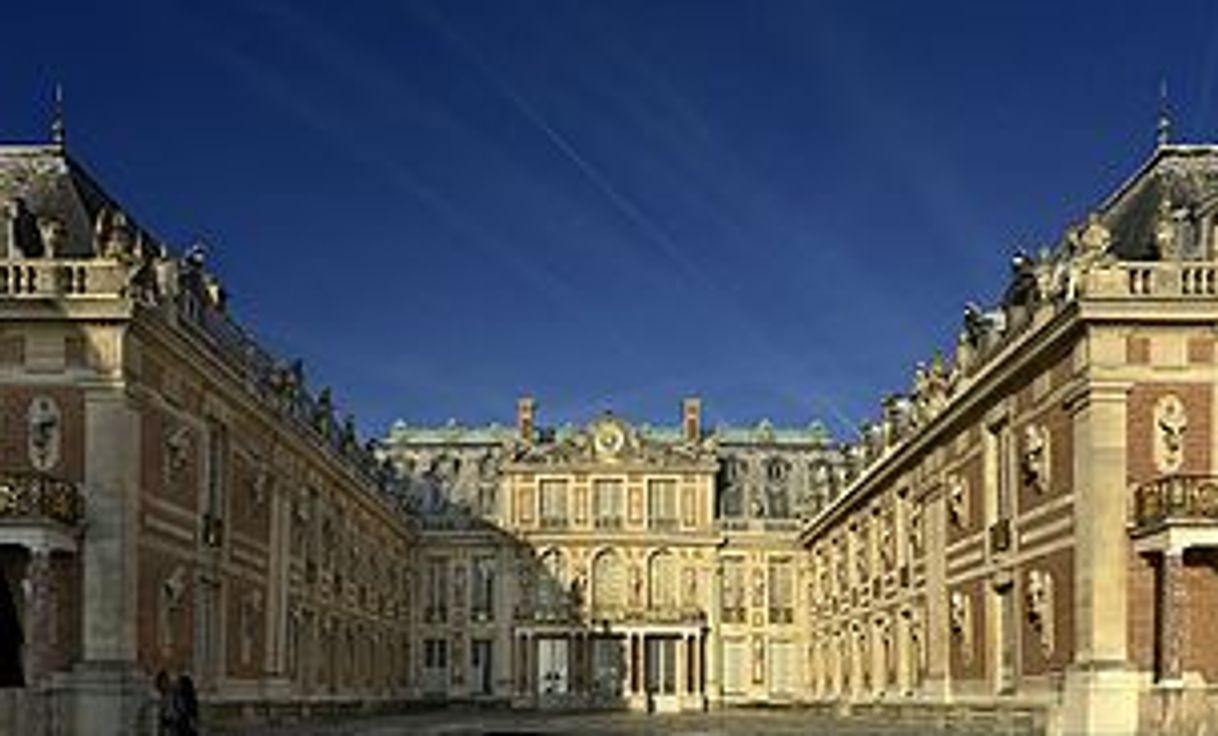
[{"left": 218, "top": 707, "right": 1038, "bottom": 736}]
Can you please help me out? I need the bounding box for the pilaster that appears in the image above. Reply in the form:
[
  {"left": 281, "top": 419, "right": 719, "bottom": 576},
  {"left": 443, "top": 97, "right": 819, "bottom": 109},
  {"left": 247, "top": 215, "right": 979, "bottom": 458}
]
[{"left": 1062, "top": 378, "right": 1138, "bottom": 735}]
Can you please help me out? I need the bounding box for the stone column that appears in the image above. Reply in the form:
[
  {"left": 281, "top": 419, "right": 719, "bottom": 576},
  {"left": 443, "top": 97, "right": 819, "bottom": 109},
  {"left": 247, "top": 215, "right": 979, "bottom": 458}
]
[
  {"left": 706, "top": 564, "right": 722, "bottom": 705},
  {"left": 675, "top": 635, "right": 686, "bottom": 703},
  {"left": 23, "top": 549, "right": 54, "bottom": 685},
  {"left": 1158, "top": 550, "right": 1185, "bottom": 683}
]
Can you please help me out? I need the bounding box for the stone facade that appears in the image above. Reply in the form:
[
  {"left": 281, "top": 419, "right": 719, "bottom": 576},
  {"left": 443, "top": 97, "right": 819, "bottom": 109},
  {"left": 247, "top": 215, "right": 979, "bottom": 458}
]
[
  {"left": 379, "top": 398, "right": 845, "bottom": 711},
  {"left": 797, "top": 144, "right": 1218, "bottom": 735},
  {"left": 0, "top": 143, "right": 415, "bottom": 735}
]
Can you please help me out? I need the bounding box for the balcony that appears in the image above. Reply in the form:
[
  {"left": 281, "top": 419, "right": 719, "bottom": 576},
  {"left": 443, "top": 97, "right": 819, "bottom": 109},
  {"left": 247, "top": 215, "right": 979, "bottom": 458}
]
[
  {"left": 1132, "top": 475, "right": 1218, "bottom": 537},
  {"left": 0, "top": 471, "right": 84, "bottom": 526}
]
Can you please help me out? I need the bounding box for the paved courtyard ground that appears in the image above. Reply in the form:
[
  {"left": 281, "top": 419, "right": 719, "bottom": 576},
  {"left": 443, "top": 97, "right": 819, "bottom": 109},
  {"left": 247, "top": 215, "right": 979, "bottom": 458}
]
[{"left": 221, "top": 707, "right": 1041, "bottom": 736}]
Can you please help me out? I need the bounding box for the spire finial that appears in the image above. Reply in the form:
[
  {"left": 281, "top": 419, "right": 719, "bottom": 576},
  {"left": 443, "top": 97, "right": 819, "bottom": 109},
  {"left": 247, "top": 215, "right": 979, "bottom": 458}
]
[
  {"left": 1157, "top": 77, "right": 1172, "bottom": 147},
  {"left": 50, "top": 82, "right": 66, "bottom": 147}
]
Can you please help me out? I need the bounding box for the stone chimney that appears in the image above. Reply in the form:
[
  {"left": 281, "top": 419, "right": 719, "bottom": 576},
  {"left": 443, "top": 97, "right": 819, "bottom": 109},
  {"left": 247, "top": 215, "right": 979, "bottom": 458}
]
[
  {"left": 682, "top": 397, "right": 701, "bottom": 442},
  {"left": 517, "top": 396, "right": 535, "bottom": 444}
]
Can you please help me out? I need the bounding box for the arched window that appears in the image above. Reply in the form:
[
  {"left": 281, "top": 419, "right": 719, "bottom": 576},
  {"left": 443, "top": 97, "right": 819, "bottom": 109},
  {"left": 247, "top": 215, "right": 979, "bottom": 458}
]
[
  {"left": 648, "top": 550, "right": 677, "bottom": 610},
  {"left": 591, "top": 550, "right": 626, "bottom": 617}
]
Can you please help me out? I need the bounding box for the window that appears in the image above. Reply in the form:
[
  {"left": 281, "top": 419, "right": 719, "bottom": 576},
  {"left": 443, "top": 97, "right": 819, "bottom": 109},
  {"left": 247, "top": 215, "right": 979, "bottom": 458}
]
[
  {"left": 536, "top": 549, "right": 567, "bottom": 614},
  {"left": 477, "top": 484, "right": 498, "bottom": 517},
  {"left": 768, "top": 559, "right": 794, "bottom": 624},
  {"left": 647, "top": 479, "right": 678, "bottom": 529},
  {"left": 719, "top": 459, "right": 746, "bottom": 517},
  {"left": 593, "top": 479, "right": 624, "bottom": 529},
  {"left": 721, "top": 558, "right": 746, "bottom": 623},
  {"left": 423, "top": 638, "right": 448, "bottom": 670},
  {"left": 471, "top": 555, "right": 495, "bottom": 621},
  {"left": 539, "top": 479, "right": 568, "bottom": 529},
  {"left": 591, "top": 550, "right": 626, "bottom": 617},
  {"left": 424, "top": 557, "right": 448, "bottom": 623},
  {"left": 649, "top": 551, "right": 677, "bottom": 610}
]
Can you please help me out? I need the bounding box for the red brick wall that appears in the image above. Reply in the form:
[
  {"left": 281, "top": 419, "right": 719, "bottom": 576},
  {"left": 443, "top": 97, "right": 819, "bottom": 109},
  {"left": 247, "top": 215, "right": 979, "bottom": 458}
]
[
  {"left": 1183, "top": 549, "right": 1218, "bottom": 682},
  {"left": 1127, "top": 548, "right": 1157, "bottom": 672},
  {"left": 1187, "top": 336, "right": 1214, "bottom": 365},
  {"left": 225, "top": 576, "right": 267, "bottom": 679},
  {"left": 948, "top": 579, "right": 985, "bottom": 681},
  {"left": 0, "top": 385, "right": 85, "bottom": 481},
  {"left": 1127, "top": 383, "right": 1212, "bottom": 486},
  {"left": 1016, "top": 404, "right": 1073, "bottom": 514},
  {"left": 140, "top": 405, "right": 199, "bottom": 512},
  {"left": 946, "top": 454, "right": 984, "bottom": 546},
  {"left": 1019, "top": 546, "right": 1074, "bottom": 676},
  {"left": 136, "top": 547, "right": 196, "bottom": 677}
]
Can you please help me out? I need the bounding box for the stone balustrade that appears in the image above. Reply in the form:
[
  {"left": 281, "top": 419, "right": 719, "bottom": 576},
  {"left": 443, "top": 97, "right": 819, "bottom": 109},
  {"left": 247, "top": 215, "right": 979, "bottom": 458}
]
[
  {"left": 1132, "top": 474, "right": 1218, "bottom": 532},
  {"left": 0, "top": 258, "right": 129, "bottom": 299},
  {"left": 0, "top": 471, "right": 84, "bottom": 526},
  {"left": 1088, "top": 261, "right": 1218, "bottom": 299}
]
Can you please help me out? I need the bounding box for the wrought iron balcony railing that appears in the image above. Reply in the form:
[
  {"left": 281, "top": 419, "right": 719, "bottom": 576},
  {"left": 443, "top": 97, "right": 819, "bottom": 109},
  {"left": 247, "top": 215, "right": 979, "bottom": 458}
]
[
  {"left": 1132, "top": 474, "right": 1218, "bottom": 533},
  {"left": 0, "top": 471, "right": 84, "bottom": 526}
]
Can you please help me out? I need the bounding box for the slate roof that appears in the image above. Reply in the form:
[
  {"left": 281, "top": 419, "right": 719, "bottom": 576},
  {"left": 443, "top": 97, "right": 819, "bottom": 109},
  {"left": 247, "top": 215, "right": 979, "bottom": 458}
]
[{"left": 0, "top": 144, "right": 147, "bottom": 259}]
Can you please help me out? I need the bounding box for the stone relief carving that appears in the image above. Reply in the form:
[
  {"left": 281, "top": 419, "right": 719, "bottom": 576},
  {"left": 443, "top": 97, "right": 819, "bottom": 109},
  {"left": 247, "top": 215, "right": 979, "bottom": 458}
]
[
  {"left": 163, "top": 424, "right": 192, "bottom": 492},
  {"left": 27, "top": 396, "right": 61, "bottom": 472},
  {"left": 251, "top": 464, "right": 272, "bottom": 509},
  {"left": 854, "top": 523, "right": 870, "bottom": 584},
  {"left": 683, "top": 566, "right": 698, "bottom": 609},
  {"left": 751, "top": 568, "right": 766, "bottom": 608},
  {"left": 158, "top": 567, "right": 188, "bottom": 657},
  {"left": 947, "top": 474, "right": 969, "bottom": 528},
  {"left": 1026, "top": 569, "right": 1055, "bottom": 657},
  {"left": 908, "top": 501, "right": 925, "bottom": 557},
  {"left": 834, "top": 540, "right": 849, "bottom": 593},
  {"left": 1154, "top": 394, "right": 1188, "bottom": 473},
  {"left": 512, "top": 415, "right": 717, "bottom": 467},
  {"left": 239, "top": 590, "right": 264, "bottom": 666},
  {"left": 949, "top": 590, "right": 973, "bottom": 665},
  {"left": 1021, "top": 424, "right": 1050, "bottom": 494},
  {"left": 879, "top": 508, "right": 897, "bottom": 568},
  {"left": 751, "top": 634, "right": 766, "bottom": 685}
]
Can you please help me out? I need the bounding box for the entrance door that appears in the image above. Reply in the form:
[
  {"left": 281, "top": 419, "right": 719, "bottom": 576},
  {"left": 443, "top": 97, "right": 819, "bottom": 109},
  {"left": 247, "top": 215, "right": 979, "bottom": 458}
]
[
  {"left": 0, "top": 569, "right": 23, "bottom": 687},
  {"left": 590, "top": 635, "right": 625, "bottom": 701},
  {"left": 471, "top": 639, "right": 493, "bottom": 696},
  {"left": 537, "top": 637, "right": 569, "bottom": 699},
  {"left": 644, "top": 636, "right": 678, "bottom": 712}
]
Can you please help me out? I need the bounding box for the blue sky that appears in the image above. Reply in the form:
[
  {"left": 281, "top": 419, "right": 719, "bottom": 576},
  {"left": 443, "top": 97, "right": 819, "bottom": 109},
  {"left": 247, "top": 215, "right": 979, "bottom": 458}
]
[{"left": 2, "top": 1, "right": 1216, "bottom": 438}]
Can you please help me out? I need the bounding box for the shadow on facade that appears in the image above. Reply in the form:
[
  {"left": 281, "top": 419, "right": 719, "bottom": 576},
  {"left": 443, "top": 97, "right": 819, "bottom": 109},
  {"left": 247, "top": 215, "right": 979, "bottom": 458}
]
[{"left": 414, "top": 503, "right": 708, "bottom": 714}]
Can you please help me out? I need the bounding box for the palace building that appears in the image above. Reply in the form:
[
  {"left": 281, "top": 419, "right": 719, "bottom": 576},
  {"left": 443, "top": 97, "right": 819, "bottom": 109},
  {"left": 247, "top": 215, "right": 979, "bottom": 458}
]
[
  {"left": 379, "top": 398, "right": 842, "bottom": 712},
  {"left": 1, "top": 121, "right": 1218, "bottom": 735},
  {"left": 0, "top": 140, "right": 416, "bottom": 735}
]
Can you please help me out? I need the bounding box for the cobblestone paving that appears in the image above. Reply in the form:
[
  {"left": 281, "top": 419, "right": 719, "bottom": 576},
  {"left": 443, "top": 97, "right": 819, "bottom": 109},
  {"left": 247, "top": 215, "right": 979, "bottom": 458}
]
[{"left": 222, "top": 708, "right": 1037, "bottom": 736}]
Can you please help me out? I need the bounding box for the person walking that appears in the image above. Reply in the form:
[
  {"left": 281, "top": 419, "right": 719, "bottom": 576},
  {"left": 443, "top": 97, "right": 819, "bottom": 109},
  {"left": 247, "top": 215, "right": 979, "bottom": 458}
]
[
  {"left": 154, "top": 670, "right": 176, "bottom": 736},
  {"left": 172, "top": 674, "right": 199, "bottom": 736}
]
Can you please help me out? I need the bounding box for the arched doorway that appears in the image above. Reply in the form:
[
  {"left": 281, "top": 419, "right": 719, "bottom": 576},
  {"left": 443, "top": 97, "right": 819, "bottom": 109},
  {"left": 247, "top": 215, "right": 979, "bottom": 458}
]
[{"left": 0, "top": 567, "right": 24, "bottom": 687}]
